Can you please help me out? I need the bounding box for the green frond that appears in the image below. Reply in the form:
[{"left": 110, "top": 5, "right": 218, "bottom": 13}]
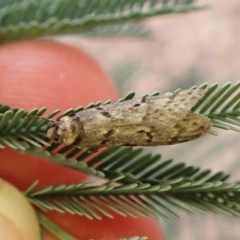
[
  {"left": 28, "top": 173, "right": 240, "bottom": 221},
  {"left": 0, "top": 0, "right": 209, "bottom": 42},
  {"left": 193, "top": 82, "right": 240, "bottom": 132},
  {"left": 83, "top": 146, "right": 231, "bottom": 183},
  {"left": 0, "top": 108, "right": 52, "bottom": 150},
  {"left": 22, "top": 145, "right": 105, "bottom": 178},
  {"left": 0, "top": 82, "right": 239, "bottom": 180}
]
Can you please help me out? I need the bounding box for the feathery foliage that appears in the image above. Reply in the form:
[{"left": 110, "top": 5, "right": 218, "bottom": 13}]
[
  {"left": 27, "top": 163, "right": 240, "bottom": 221},
  {"left": 1, "top": 81, "right": 238, "bottom": 231},
  {"left": 37, "top": 211, "right": 148, "bottom": 240},
  {"left": 0, "top": 0, "right": 209, "bottom": 42},
  {"left": 193, "top": 82, "right": 240, "bottom": 132},
  {"left": 0, "top": 82, "right": 239, "bottom": 178},
  {"left": 0, "top": 81, "right": 236, "bottom": 231}
]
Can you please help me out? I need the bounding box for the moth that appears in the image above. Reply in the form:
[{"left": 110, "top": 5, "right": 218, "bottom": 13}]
[{"left": 47, "top": 89, "right": 211, "bottom": 149}]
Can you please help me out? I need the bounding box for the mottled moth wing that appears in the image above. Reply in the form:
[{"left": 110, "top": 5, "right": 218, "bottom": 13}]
[
  {"left": 143, "top": 111, "right": 211, "bottom": 145},
  {"left": 82, "top": 89, "right": 206, "bottom": 127},
  {"left": 139, "top": 89, "right": 206, "bottom": 127},
  {"left": 47, "top": 89, "right": 211, "bottom": 148}
]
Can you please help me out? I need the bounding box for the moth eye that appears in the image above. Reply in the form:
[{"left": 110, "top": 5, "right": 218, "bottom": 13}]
[{"left": 53, "top": 137, "right": 59, "bottom": 142}]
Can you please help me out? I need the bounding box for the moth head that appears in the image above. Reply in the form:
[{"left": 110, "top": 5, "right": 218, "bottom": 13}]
[
  {"left": 47, "top": 116, "right": 83, "bottom": 145},
  {"left": 47, "top": 125, "right": 59, "bottom": 142}
]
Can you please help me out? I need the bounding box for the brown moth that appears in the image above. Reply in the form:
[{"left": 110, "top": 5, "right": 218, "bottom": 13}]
[{"left": 47, "top": 89, "right": 211, "bottom": 149}]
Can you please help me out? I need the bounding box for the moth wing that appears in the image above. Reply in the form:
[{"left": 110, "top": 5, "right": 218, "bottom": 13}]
[
  {"left": 154, "top": 112, "right": 212, "bottom": 145},
  {"left": 86, "top": 89, "right": 206, "bottom": 128},
  {"left": 143, "top": 89, "right": 206, "bottom": 127}
]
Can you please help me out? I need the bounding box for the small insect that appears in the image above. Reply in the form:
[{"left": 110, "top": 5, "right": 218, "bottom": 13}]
[{"left": 47, "top": 89, "right": 211, "bottom": 149}]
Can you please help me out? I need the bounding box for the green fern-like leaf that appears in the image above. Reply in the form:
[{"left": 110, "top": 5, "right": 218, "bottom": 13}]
[
  {"left": 24, "top": 82, "right": 240, "bottom": 223},
  {"left": 86, "top": 146, "right": 231, "bottom": 183},
  {"left": 27, "top": 168, "right": 240, "bottom": 221},
  {"left": 24, "top": 145, "right": 105, "bottom": 177},
  {"left": 0, "top": 82, "right": 239, "bottom": 179},
  {"left": 0, "top": 0, "right": 209, "bottom": 42},
  {"left": 0, "top": 82, "right": 238, "bottom": 239},
  {"left": 193, "top": 82, "right": 240, "bottom": 132},
  {"left": 38, "top": 211, "right": 148, "bottom": 240},
  {"left": 0, "top": 107, "right": 51, "bottom": 150}
]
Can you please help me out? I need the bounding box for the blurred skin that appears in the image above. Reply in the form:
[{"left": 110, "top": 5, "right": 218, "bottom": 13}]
[{"left": 0, "top": 40, "right": 164, "bottom": 240}]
